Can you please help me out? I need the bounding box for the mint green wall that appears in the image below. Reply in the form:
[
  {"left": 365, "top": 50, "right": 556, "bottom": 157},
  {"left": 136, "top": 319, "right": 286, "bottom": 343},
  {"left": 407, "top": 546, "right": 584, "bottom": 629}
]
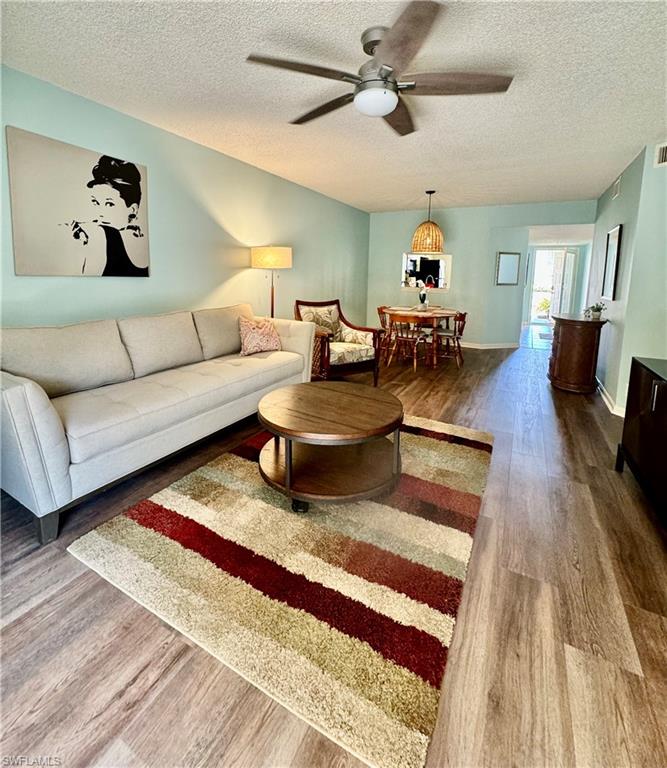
[
  {"left": 366, "top": 200, "right": 597, "bottom": 344},
  {"left": 588, "top": 149, "right": 649, "bottom": 409},
  {"left": 1, "top": 67, "right": 370, "bottom": 327},
  {"left": 626, "top": 147, "right": 667, "bottom": 366}
]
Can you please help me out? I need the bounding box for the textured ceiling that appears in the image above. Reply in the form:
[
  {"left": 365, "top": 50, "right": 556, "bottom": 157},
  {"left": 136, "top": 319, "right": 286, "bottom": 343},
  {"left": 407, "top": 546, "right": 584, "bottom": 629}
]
[{"left": 2, "top": 1, "right": 665, "bottom": 212}]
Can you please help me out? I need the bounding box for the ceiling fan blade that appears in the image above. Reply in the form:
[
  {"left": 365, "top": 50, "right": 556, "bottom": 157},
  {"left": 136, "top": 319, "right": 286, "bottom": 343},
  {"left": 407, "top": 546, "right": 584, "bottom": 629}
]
[
  {"left": 401, "top": 71, "right": 514, "bottom": 95},
  {"left": 247, "top": 54, "right": 360, "bottom": 84},
  {"left": 374, "top": 1, "right": 441, "bottom": 78},
  {"left": 383, "top": 98, "right": 416, "bottom": 136},
  {"left": 291, "top": 93, "right": 354, "bottom": 125}
]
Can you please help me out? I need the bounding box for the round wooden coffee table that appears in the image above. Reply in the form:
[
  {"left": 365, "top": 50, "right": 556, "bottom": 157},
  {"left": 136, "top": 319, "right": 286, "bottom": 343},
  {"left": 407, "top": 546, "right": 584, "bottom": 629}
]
[{"left": 257, "top": 381, "right": 403, "bottom": 513}]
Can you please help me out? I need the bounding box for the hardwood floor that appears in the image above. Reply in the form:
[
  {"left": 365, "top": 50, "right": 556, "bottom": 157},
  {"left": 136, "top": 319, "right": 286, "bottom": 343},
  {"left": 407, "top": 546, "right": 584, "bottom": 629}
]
[{"left": 2, "top": 347, "right": 665, "bottom": 767}]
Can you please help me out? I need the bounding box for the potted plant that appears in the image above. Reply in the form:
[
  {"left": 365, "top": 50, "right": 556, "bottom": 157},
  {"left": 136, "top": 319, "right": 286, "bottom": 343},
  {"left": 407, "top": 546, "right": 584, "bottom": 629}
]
[
  {"left": 584, "top": 302, "right": 606, "bottom": 320},
  {"left": 536, "top": 296, "right": 551, "bottom": 318}
]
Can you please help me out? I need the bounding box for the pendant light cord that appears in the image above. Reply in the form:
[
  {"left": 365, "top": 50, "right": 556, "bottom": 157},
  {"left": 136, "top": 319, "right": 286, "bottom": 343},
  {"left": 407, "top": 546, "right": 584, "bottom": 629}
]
[{"left": 425, "top": 189, "right": 435, "bottom": 222}]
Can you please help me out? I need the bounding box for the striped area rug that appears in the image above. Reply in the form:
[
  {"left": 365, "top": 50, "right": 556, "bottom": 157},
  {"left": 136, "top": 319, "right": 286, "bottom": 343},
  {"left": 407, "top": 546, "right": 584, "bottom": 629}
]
[{"left": 68, "top": 415, "right": 493, "bottom": 768}]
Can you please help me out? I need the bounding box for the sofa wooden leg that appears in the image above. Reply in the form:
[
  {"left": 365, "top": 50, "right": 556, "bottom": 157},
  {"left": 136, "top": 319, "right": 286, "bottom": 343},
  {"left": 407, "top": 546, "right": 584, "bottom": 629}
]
[{"left": 36, "top": 510, "right": 60, "bottom": 545}]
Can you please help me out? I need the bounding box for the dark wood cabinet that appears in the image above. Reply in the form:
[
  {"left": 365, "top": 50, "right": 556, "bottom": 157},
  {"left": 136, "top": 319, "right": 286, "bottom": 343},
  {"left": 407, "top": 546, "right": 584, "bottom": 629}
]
[
  {"left": 548, "top": 314, "right": 607, "bottom": 394},
  {"left": 616, "top": 357, "right": 667, "bottom": 514}
]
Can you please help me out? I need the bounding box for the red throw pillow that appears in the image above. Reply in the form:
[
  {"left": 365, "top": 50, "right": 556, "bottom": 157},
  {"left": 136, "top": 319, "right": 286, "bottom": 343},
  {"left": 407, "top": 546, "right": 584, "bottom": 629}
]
[{"left": 239, "top": 317, "right": 281, "bottom": 356}]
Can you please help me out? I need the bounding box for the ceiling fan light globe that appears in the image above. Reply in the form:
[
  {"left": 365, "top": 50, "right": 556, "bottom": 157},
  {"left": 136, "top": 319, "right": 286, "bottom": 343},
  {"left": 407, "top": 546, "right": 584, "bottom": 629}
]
[{"left": 353, "top": 87, "right": 399, "bottom": 117}]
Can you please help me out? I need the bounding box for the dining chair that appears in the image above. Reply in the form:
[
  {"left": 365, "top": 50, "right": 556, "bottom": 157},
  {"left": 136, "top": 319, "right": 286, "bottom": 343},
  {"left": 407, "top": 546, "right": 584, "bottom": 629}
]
[
  {"left": 435, "top": 312, "right": 467, "bottom": 367},
  {"left": 376, "top": 306, "right": 392, "bottom": 364},
  {"left": 386, "top": 314, "right": 428, "bottom": 372}
]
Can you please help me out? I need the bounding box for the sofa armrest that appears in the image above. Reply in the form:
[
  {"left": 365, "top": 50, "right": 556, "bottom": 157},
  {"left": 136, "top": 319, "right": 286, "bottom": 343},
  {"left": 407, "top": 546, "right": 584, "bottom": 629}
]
[
  {"left": 1, "top": 371, "right": 72, "bottom": 516},
  {"left": 266, "top": 318, "right": 316, "bottom": 383}
]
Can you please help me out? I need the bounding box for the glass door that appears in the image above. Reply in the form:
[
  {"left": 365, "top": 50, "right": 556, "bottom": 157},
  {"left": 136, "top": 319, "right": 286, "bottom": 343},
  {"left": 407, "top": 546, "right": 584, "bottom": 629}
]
[
  {"left": 559, "top": 250, "right": 577, "bottom": 315},
  {"left": 530, "top": 247, "right": 578, "bottom": 322}
]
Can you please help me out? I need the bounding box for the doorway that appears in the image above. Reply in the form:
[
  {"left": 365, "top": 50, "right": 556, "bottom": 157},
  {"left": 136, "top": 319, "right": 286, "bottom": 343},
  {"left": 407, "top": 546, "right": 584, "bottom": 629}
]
[{"left": 521, "top": 247, "right": 577, "bottom": 349}]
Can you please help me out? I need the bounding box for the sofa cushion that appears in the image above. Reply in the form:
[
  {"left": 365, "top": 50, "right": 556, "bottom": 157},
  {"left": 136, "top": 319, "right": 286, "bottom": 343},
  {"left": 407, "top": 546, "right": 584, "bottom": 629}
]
[
  {"left": 51, "top": 351, "right": 304, "bottom": 463},
  {"left": 118, "top": 311, "right": 203, "bottom": 378},
  {"left": 1, "top": 319, "right": 134, "bottom": 397},
  {"left": 193, "top": 304, "right": 254, "bottom": 359}
]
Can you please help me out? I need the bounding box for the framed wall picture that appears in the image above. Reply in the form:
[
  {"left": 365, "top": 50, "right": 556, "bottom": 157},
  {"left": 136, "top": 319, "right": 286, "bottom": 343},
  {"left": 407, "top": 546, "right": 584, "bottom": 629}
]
[
  {"left": 601, "top": 224, "right": 622, "bottom": 300},
  {"left": 495, "top": 251, "right": 521, "bottom": 285},
  {"left": 6, "top": 126, "right": 150, "bottom": 277}
]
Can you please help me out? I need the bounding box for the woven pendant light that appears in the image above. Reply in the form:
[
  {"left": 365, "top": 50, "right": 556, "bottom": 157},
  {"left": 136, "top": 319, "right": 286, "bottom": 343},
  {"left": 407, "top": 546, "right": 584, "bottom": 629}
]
[{"left": 411, "top": 190, "right": 444, "bottom": 253}]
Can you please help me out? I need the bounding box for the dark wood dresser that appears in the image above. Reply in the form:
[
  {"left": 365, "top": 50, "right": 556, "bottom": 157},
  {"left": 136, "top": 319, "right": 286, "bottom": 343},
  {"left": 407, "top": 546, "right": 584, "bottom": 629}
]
[
  {"left": 616, "top": 357, "right": 667, "bottom": 513},
  {"left": 548, "top": 314, "right": 607, "bottom": 393}
]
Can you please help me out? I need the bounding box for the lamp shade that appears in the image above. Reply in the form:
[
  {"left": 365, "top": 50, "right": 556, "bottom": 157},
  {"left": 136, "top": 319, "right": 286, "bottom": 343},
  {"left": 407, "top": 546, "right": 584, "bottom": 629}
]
[
  {"left": 411, "top": 220, "right": 444, "bottom": 253},
  {"left": 251, "top": 246, "right": 292, "bottom": 269}
]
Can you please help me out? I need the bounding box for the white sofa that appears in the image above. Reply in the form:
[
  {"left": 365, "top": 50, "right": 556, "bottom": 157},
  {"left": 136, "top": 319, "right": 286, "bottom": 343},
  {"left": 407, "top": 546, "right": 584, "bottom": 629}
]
[{"left": 1, "top": 304, "right": 314, "bottom": 543}]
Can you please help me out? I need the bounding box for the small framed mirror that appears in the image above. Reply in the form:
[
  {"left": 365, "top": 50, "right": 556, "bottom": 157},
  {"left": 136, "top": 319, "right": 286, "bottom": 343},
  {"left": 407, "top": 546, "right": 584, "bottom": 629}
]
[
  {"left": 401, "top": 253, "right": 452, "bottom": 291},
  {"left": 495, "top": 251, "right": 521, "bottom": 285},
  {"left": 601, "top": 224, "right": 622, "bottom": 300}
]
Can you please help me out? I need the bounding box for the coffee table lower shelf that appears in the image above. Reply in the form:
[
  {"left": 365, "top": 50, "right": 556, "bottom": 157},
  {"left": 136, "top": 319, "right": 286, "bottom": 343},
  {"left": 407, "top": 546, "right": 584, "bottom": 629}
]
[{"left": 258, "top": 436, "right": 400, "bottom": 512}]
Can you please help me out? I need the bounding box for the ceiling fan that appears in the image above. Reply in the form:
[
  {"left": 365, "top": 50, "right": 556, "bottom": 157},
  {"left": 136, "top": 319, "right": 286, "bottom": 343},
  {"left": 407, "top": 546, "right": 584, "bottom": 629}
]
[{"left": 247, "top": 0, "right": 513, "bottom": 136}]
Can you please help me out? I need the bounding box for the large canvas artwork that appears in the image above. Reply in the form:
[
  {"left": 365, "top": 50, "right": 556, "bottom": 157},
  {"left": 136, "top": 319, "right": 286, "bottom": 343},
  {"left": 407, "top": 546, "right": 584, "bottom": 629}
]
[{"left": 6, "top": 127, "right": 150, "bottom": 277}]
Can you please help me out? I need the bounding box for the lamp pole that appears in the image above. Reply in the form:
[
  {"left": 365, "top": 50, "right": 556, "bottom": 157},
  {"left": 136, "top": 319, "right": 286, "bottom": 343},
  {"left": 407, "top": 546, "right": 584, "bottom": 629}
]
[{"left": 270, "top": 270, "right": 276, "bottom": 318}]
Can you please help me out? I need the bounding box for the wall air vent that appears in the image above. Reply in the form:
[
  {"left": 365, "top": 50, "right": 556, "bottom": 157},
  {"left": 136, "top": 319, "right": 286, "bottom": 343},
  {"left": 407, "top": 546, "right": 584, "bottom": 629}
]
[
  {"left": 655, "top": 142, "right": 667, "bottom": 167},
  {"left": 612, "top": 177, "right": 621, "bottom": 199}
]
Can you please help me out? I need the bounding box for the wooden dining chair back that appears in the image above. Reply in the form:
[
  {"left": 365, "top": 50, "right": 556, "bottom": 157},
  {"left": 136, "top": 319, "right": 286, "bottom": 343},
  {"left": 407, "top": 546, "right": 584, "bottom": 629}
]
[
  {"left": 454, "top": 311, "right": 467, "bottom": 339},
  {"left": 376, "top": 306, "right": 391, "bottom": 363},
  {"left": 386, "top": 314, "right": 427, "bottom": 372},
  {"left": 436, "top": 311, "right": 467, "bottom": 367}
]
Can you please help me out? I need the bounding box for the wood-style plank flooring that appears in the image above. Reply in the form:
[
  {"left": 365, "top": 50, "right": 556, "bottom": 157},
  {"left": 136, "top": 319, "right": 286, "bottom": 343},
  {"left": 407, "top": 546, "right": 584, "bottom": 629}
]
[{"left": 2, "top": 346, "right": 666, "bottom": 767}]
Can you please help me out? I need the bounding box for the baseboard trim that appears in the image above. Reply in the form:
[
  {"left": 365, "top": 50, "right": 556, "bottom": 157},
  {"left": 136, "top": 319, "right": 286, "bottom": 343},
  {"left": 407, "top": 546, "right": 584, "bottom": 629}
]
[
  {"left": 460, "top": 342, "right": 520, "bottom": 350},
  {"left": 596, "top": 377, "right": 626, "bottom": 417}
]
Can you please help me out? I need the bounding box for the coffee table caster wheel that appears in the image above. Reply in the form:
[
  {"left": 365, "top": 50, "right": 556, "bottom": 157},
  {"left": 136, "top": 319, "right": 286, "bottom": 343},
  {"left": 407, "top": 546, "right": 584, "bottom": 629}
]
[{"left": 292, "top": 499, "right": 309, "bottom": 513}]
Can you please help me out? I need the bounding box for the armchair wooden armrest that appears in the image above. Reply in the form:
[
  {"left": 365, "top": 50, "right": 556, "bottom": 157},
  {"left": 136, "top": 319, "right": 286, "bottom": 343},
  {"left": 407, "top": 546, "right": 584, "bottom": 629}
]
[
  {"left": 342, "top": 320, "right": 378, "bottom": 334},
  {"left": 312, "top": 327, "right": 332, "bottom": 380}
]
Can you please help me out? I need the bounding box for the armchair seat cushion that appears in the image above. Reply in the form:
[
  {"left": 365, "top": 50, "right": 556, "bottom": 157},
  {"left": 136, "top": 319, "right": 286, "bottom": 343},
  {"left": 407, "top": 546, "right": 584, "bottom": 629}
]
[
  {"left": 329, "top": 342, "right": 375, "bottom": 366},
  {"left": 340, "top": 326, "right": 373, "bottom": 346}
]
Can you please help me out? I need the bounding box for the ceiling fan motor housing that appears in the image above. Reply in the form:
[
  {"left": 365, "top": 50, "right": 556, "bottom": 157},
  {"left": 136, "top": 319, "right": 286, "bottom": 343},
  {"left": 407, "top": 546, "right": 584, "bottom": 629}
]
[{"left": 361, "top": 26, "right": 389, "bottom": 56}]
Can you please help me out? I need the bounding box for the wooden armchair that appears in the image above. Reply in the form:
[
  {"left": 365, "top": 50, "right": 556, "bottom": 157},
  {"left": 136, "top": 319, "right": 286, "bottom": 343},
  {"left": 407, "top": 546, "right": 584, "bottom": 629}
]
[{"left": 294, "top": 299, "right": 382, "bottom": 386}]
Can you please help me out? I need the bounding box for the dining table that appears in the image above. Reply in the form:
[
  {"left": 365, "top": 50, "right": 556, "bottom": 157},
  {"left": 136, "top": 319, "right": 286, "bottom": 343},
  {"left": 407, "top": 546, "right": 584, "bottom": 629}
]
[{"left": 384, "top": 306, "right": 458, "bottom": 368}]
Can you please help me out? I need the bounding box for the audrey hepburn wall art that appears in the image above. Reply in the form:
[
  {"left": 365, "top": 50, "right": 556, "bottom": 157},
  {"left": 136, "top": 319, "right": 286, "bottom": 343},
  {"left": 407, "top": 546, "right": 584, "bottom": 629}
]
[{"left": 6, "top": 126, "right": 150, "bottom": 276}]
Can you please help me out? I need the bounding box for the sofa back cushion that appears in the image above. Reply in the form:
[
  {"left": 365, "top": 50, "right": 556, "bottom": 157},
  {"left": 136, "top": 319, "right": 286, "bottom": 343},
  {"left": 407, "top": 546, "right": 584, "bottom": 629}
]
[
  {"left": 1, "top": 319, "right": 134, "bottom": 397},
  {"left": 118, "top": 311, "right": 203, "bottom": 378},
  {"left": 192, "top": 303, "right": 254, "bottom": 359}
]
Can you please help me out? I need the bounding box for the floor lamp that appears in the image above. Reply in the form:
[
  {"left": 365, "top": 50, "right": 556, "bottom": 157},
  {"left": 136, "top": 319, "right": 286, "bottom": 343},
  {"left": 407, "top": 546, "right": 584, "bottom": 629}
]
[{"left": 251, "top": 246, "right": 293, "bottom": 318}]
